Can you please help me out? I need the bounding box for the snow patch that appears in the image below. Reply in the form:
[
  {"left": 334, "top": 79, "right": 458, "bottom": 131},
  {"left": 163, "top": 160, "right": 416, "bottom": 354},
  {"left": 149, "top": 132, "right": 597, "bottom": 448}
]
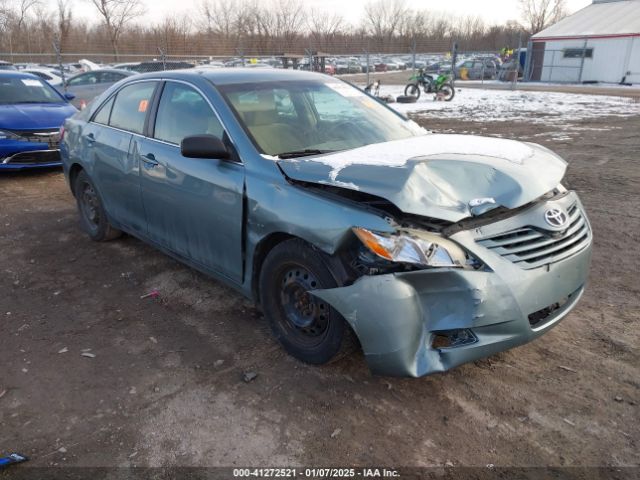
[{"left": 380, "top": 86, "right": 639, "bottom": 125}]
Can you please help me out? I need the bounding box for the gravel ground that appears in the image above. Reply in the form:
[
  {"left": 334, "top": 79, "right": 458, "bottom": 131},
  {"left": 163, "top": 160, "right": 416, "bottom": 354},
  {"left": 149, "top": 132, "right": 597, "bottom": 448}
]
[{"left": 0, "top": 106, "right": 638, "bottom": 477}]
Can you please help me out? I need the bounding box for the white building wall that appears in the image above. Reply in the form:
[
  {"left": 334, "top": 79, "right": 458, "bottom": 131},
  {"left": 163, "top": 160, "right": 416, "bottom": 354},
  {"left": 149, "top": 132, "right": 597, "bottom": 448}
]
[{"left": 539, "top": 36, "right": 637, "bottom": 83}]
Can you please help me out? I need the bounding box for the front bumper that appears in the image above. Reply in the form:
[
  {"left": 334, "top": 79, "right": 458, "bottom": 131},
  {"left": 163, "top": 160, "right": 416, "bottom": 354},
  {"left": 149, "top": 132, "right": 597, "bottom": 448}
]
[
  {"left": 0, "top": 134, "right": 62, "bottom": 171},
  {"left": 312, "top": 192, "right": 592, "bottom": 377}
]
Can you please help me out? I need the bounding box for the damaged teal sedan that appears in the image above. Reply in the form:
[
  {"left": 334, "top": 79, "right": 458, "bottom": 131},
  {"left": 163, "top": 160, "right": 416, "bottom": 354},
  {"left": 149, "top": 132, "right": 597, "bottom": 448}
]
[{"left": 60, "top": 69, "right": 592, "bottom": 377}]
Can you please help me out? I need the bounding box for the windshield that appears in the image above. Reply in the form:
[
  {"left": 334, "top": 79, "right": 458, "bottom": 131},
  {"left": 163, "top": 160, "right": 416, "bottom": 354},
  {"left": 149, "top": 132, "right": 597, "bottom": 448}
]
[
  {"left": 0, "top": 77, "right": 64, "bottom": 105},
  {"left": 218, "top": 80, "right": 425, "bottom": 157}
]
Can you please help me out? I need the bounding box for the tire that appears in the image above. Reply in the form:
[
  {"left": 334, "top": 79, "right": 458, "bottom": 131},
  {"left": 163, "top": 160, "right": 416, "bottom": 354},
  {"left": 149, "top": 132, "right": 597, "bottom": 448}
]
[
  {"left": 259, "top": 239, "right": 349, "bottom": 365},
  {"left": 441, "top": 83, "right": 455, "bottom": 102},
  {"left": 74, "top": 170, "right": 121, "bottom": 241},
  {"left": 396, "top": 95, "right": 418, "bottom": 104},
  {"left": 404, "top": 83, "right": 421, "bottom": 100}
]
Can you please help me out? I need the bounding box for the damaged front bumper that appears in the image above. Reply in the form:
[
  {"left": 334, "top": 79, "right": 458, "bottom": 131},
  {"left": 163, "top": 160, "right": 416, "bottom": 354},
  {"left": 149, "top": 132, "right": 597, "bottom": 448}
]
[{"left": 312, "top": 193, "right": 592, "bottom": 377}]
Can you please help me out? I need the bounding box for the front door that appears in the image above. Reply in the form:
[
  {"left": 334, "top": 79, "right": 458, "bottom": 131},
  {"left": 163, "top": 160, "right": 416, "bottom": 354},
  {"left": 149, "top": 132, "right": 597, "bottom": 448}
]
[{"left": 138, "top": 81, "right": 244, "bottom": 282}]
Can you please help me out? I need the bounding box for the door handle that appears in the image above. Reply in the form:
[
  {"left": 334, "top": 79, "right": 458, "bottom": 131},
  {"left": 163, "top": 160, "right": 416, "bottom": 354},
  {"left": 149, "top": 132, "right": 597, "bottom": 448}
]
[
  {"left": 86, "top": 133, "right": 95, "bottom": 145},
  {"left": 141, "top": 153, "right": 159, "bottom": 167}
]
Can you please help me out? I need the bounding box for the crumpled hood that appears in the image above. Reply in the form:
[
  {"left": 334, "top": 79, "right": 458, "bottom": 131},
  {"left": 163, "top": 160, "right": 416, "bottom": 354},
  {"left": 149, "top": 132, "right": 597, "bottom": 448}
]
[
  {"left": 0, "top": 103, "right": 77, "bottom": 130},
  {"left": 277, "top": 134, "right": 567, "bottom": 222}
]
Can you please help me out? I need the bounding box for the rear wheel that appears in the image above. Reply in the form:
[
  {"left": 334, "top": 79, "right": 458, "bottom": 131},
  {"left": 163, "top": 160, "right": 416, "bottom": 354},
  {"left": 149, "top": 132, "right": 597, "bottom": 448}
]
[
  {"left": 74, "top": 170, "right": 121, "bottom": 241},
  {"left": 259, "top": 239, "right": 348, "bottom": 365},
  {"left": 404, "top": 83, "right": 421, "bottom": 100}
]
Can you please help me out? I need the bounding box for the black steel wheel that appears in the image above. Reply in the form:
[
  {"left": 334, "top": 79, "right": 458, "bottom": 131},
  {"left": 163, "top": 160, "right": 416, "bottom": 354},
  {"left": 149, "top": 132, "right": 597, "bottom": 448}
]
[
  {"left": 74, "top": 170, "right": 121, "bottom": 241},
  {"left": 404, "top": 83, "right": 421, "bottom": 99},
  {"left": 259, "top": 239, "right": 349, "bottom": 365}
]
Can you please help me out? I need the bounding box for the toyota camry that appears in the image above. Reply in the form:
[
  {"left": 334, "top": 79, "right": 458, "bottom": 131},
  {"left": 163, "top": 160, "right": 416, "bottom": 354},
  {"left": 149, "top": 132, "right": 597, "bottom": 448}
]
[{"left": 60, "top": 69, "right": 592, "bottom": 377}]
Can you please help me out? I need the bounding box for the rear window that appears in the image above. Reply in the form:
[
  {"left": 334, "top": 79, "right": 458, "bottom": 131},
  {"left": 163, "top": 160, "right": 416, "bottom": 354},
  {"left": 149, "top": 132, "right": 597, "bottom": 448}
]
[{"left": 109, "top": 82, "right": 156, "bottom": 134}]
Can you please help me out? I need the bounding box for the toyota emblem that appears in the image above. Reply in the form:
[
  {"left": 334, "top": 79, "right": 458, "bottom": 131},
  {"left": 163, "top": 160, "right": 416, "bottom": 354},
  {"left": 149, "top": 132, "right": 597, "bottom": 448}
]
[{"left": 544, "top": 208, "right": 569, "bottom": 228}]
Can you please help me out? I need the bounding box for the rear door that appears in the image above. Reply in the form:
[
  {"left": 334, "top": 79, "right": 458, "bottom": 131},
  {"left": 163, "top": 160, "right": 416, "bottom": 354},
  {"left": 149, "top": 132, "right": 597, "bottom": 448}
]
[
  {"left": 85, "top": 80, "right": 158, "bottom": 234},
  {"left": 137, "top": 80, "right": 244, "bottom": 282}
]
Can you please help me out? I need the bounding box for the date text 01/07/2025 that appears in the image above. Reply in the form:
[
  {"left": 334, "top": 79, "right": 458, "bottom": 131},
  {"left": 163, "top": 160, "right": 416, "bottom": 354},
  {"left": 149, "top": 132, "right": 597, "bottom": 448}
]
[{"left": 232, "top": 468, "right": 400, "bottom": 478}]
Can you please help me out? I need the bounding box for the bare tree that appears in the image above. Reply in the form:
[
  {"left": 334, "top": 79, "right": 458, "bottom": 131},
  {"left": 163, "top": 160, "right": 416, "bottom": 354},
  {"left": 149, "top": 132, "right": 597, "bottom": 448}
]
[
  {"left": 520, "top": 0, "right": 567, "bottom": 34},
  {"left": 363, "top": 0, "right": 408, "bottom": 50},
  {"left": 307, "top": 8, "right": 345, "bottom": 50},
  {"left": 56, "top": 0, "right": 73, "bottom": 51},
  {"left": 16, "top": 0, "right": 40, "bottom": 31},
  {"left": 88, "top": 0, "right": 145, "bottom": 59},
  {"left": 199, "top": 0, "right": 238, "bottom": 36}
]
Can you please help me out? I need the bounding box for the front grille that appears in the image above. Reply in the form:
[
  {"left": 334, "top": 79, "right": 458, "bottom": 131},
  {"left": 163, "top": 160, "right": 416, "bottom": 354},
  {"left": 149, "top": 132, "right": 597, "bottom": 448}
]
[
  {"left": 2, "top": 149, "right": 60, "bottom": 165},
  {"left": 9, "top": 129, "right": 60, "bottom": 149},
  {"left": 477, "top": 203, "right": 590, "bottom": 269}
]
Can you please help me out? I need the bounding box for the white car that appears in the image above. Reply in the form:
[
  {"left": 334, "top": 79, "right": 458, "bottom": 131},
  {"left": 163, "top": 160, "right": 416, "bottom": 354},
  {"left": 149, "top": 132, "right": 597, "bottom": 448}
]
[{"left": 22, "top": 68, "right": 65, "bottom": 87}]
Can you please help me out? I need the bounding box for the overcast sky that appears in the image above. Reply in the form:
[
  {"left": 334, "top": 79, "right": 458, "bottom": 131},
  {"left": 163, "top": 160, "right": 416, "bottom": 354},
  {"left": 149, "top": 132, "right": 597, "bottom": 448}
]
[{"left": 48, "top": 0, "right": 593, "bottom": 26}]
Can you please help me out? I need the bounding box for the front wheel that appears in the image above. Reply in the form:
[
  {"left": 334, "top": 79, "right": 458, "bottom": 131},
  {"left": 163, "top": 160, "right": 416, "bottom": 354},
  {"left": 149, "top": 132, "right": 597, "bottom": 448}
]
[
  {"left": 440, "top": 83, "right": 455, "bottom": 102},
  {"left": 404, "top": 83, "right": 421, "bottom": 100},
  {"left": 259, "top": 239, "right": 349, "bottom": 365}
]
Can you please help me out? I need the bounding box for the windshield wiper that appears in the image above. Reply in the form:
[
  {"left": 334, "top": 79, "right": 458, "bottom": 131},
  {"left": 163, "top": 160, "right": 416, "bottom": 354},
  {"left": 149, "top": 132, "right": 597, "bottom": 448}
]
[{"left": 276, "top": 149, "right": 335, "bottom": 159}]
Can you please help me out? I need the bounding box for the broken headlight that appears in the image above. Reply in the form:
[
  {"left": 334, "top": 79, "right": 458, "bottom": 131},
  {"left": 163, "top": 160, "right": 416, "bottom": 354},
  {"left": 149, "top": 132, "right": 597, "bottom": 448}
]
[{"left": 353, "top": 227, "right": 471, "bottom": 269}]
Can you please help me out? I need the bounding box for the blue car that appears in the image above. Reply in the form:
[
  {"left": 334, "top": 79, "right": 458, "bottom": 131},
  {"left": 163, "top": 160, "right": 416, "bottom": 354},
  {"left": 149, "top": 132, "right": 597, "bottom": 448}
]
[{"left": 0, "top": 71, "right": 77, "bottom": 171}]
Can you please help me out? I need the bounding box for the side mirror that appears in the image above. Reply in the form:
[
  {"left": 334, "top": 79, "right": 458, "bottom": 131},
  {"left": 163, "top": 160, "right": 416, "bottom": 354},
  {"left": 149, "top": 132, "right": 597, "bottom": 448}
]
[
  {"left": 64, "top": 92, "right": 76, "bottom": 101},
  {"left": 181, "top": 134, "right": 230, "bottom": 160}
]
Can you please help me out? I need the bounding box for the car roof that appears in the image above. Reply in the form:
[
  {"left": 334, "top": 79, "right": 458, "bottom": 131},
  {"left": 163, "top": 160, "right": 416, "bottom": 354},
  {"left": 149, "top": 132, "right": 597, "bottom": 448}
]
[
  {"left": 132, "top": 67, "right": 334, "bottom": 86},
  {"left": 0, "top": 70, "right": 42, "bottom": 79},
  {"left": 68, "top": 68, "right": 136, "bottom": 78}
]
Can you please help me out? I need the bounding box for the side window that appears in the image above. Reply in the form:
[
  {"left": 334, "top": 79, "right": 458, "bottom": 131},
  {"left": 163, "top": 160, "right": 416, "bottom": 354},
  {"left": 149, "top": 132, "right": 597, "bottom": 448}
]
[
  {"left": 93, "top": 96, "right": 115, "bottom": 125},
  {"left": 68, "top": 73, "right": 94, "bottom": 86},
  {"left": 153, "top": 82, "right": 224, "bottom": 145},
  {"left": 109, "top": 82, "right": 156, "bottom": 134},
  {"left": 99, "top": 71, "right": 126, "bottom": 84}
]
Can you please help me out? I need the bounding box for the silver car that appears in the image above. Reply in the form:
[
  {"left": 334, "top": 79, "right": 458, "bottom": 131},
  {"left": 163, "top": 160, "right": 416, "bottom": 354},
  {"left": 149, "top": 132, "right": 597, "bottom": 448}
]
[
  {"left": 61, "top": 69, "right": 134, "bottom": 108},
  {"left": 61, "top": 69, "right": 592, "bottom": 377}
]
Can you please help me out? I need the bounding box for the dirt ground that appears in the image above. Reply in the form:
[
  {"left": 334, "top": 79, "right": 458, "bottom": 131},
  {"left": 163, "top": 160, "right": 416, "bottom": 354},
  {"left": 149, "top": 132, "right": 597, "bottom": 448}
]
[{"left": 1, "top": 109, "right": 639, "bottom": 476}]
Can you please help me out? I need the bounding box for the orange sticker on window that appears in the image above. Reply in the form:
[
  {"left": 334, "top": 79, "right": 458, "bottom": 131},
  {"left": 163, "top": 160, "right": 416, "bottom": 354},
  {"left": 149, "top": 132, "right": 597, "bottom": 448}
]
[{"left": 138, "top": 99, "right": 149, "bottom": 112}]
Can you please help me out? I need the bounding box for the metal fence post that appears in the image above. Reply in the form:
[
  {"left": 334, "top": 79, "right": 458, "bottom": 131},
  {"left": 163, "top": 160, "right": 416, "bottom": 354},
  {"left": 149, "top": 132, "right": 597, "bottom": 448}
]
[
  {"left": 411, "top": 37, "right": 416, "bottom": 74},
  {"left": 365, "top": 49, "right": 370, "bottom": 86},
  {"left": 52, "top": 36, "right": 67, "bottom": 91},
  {"left": 512, "top": 32, "right": 522, "bottom": 90},
  {"left": 578, "top": 38, "right": 588, "bottom": 83},
  {"left": 158, "top": 47, "right": 167, "bottom": 71},
  {"left": 523, "top": 39, "right": 533, "bottom": 82},
  {"left": 451, "top": 42, "right": 458, "bottom": 87}
]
